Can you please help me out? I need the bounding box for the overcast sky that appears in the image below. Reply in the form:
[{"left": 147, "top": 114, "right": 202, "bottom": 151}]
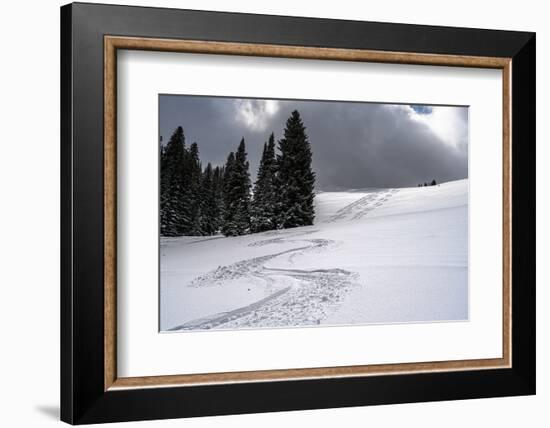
[{"left": 159, "top": 95, "right": 468, "bottom": 190}]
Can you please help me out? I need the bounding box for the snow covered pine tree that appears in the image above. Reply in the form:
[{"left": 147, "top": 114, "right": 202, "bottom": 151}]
[
  {"left": 276, "top": 110, "right": 316, "bottom": 228},
  {"left": 160, "top": 126, "right": 188, "bottom": 236},
  {"left": 222, "top": 138, "right": 252, "bottom": 236},
  {"left": 200, "top": 163, "right": 221, "bottom": 235},
  {"left": 186, "top": 142, "right": 204, "bottom": 236},
  {"left": 221, "top": 140, "right": 253, "bottom": 236},
  {"left": 212, "top": 165, "right": 224, "bottom": 232},
  {"left": 221, "top": 151, "right": 235, "bottom": 235},
  {"left": 251, "top": 133, "right": 278, "bottom": 232}
]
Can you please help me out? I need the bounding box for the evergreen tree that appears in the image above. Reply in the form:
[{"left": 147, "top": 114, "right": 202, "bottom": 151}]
[
  {"left": 431, "top": 179, "right": 437, "bottom": 186},
  {"left": 222, "top": 152, "right": 235, "bottom": 235},
  {"left": 160, "top": 126, "right": 187, "bottom": 236},
  {"left": 200, "top": 163, "right": 220, "bottom": 235},
  {"left": 212, "top": 165, "right": 224, "bottom": 233},
  {"left": 187, "top": 142, "right": 203, "bottom": 236},
  {"left": 275, "top": 111, "right": 316, "bottom": 228},
  {"left": 222, "top": 139, "right": 251, "bottom": 236},
  {"left": 251, "top": 133, "right": 278, "bottom": 232}
]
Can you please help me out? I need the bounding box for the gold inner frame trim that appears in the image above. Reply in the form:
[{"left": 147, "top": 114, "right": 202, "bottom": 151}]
[{"left": 104, "top": 35, "right": 512, "bottom": 391}]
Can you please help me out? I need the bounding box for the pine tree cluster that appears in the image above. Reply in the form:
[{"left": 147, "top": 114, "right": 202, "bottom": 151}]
[
  {"left": 160, "top": 110, "right": 316, "bottom": 237},
  {"left": 417, "top": 179, "right": 438, "bottom": 187}
]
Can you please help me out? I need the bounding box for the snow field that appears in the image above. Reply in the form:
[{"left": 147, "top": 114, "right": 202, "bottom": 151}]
[{"left": 161, "top": 179, "right": 468, "bottom": 331}]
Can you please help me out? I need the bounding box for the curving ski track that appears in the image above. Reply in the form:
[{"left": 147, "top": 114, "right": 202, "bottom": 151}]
[{"left": 170, "top": 190, "right": 396, "bottom": 331}]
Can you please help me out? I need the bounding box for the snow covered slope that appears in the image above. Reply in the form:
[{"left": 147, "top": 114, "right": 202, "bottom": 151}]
[{"left": 160, "top": 179, "right": 468, "bottom": 331}]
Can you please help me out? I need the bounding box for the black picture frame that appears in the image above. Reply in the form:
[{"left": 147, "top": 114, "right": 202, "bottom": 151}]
[{"left": 61, "top": 2, "right": 535, "bottom": 424}]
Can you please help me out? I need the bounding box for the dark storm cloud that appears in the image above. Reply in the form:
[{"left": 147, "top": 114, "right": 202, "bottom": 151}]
[{"left": 159, "top": 95, "right": 468, "bottom": 190}]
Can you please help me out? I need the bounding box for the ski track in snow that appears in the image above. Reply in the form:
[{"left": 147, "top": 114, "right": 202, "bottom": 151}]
[
  {"left": 169, "top": 189, "right": 399, "bottom": 331},
  {"left": 325, "top": 188, "right": 398, "bottom": 223}
]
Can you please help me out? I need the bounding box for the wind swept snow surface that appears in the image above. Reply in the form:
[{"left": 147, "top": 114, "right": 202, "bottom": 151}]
[{"left": 160, "top": 179, "right": 468, "bottom": 331}]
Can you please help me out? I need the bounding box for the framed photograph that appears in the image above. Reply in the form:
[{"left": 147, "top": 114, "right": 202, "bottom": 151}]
[{"left": 61, "top": 2, "right": 535, "bottom": 424}]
